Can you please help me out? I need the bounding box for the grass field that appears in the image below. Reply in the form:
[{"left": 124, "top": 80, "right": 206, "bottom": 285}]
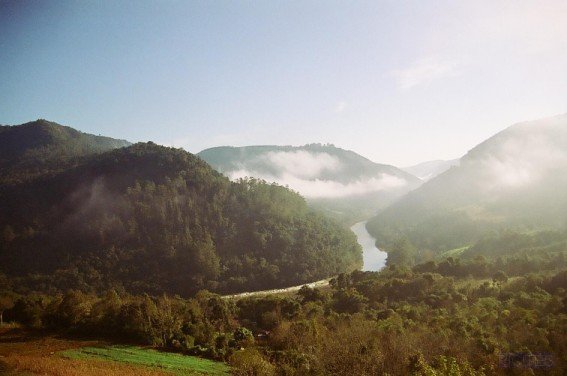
[
  {"left": 435, "top": 245, "right": 469, "bottom": 260},
  {"left": 0, "top": 327, "right": 229, "bottom": 376},
  {"left": 61, "top": 346, "right": 230, "bottom": 375}
]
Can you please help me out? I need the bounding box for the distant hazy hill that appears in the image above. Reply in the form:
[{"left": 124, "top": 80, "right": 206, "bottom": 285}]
[
  {"left": 198, "top": 144, "right": 421, "bottom": 224},
  {"left": 0, "top": 119, "right": 130, "bottom": 184},
  {"left": 367, "top": 114, "right": 567, "bottom": 258},
  {"left": 403, "top": 159, "right": 459, "bottom": 181},
  {"left": 0, "top": 126, "right": 361, "bottom": 296}
]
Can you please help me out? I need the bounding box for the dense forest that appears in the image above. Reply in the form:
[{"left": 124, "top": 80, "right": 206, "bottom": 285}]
[
  {"left": 0, "top": 122, "right": 361, "bottom": 297},
  {"left": 1, "top": 119, "right": 566, "bottom": 375},
  {"left": 0, "top": 119, "right": 130, "bottom": 185},
  {"left": 1, "top": 231, "right": 565, "bottom": 375}
]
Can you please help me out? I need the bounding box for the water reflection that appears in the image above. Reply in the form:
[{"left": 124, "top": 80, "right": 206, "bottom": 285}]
[{"left": 350, "top": 221, "right": 387, "bottom": 271}]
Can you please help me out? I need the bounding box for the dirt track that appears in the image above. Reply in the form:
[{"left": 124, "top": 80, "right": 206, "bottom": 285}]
[{"left": 222, "top": 278, "right": 332, "bottom": 299}]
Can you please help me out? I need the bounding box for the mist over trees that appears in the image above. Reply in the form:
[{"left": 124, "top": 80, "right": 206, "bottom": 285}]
[
  {"left": 0, "top": 123, "right": 361, "bottom": 297},
  {"left": 2, "top": 0, "right": 566, "bottom": 372},
  {"left": 367, "top": 114, "right": 567, "bottom": 263},
  {"left": 198, "top": 144, "right": 421, "bottom": 224},
  {"left": 1, "top": 117, "right": 567, "bottom": 375}
]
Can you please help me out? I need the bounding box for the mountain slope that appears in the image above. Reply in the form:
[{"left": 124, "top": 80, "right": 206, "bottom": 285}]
[
  {"left": 367, "top": 114, "right": 567, "bottom": 259},
  {"left": 0, "top": 119, "right": 130, "bottom": 184},
  {"left": 198, "top": 144, "right": 421, "bottom": 223},
  {"left": 0, "top": 135, "right": 361, "bottom": 296},
  {"left": 402, "top": 159, "right": 459, "bottom": 181}
]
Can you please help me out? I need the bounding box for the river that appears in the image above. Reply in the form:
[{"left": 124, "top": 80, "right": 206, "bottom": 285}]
[
  {"left": 224, "top": 220, "right": 386, "bottom": 298},
  {"left": 350, "top": 221, "right": 387, "bottom": 271}
]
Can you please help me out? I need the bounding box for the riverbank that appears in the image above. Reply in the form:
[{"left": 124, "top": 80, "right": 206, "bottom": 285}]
[{"left": 223, "top": 220, "right": 387, "bottom": 299}]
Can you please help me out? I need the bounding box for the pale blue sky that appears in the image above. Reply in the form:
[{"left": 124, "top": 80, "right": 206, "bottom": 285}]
[{"left": 1, "top": 1, "right": 566, "bottom": 166}]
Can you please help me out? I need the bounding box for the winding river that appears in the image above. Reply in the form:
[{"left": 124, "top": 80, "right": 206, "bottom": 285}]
[
  {"left": 224, "top": 220, "right": 386, "bottom": 298},
  {"left": 350, "top": 221, "right": 387, "bottom": 271}
]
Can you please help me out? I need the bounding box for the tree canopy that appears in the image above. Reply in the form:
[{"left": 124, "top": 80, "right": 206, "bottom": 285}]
[{"left": 0, "top": 135, "right": 361, "bottom": 296}]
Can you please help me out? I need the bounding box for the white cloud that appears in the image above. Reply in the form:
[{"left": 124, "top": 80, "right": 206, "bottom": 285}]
[
  {"left": 264, "top": 150, "right": 342, "bottom": 179},
  {"left": 476, "top": 116, "right": 567, "bottom": 191},
  {"left": 226, "top": 150, "right": 408, "bottom": 198},
  {"left": 230, "top": 169, "right": 407, "bottom": 198},
  {"left": 393, "top": 56, "right": 459, "bottom": 90}
]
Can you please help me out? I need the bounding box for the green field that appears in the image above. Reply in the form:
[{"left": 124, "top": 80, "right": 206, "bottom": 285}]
[
  {"left": 435, "top": 245, "right": 469, "bottom": 260},
  {"left": 60, "top": 345, "right": 230, "bottom": 375}
]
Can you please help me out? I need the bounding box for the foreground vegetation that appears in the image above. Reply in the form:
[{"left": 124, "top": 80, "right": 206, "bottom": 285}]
[
  {"left": 0, "top": 328, "right": 171, "bottom": 376},
  {"left": 1, "top": 234, "right": 565, "bottom": 375},
  {"left": 61, "top": 345, "right": 229, "bottom": 375},
  {"left": 0, "top": 328, "right": 228, "bottom": 375}
]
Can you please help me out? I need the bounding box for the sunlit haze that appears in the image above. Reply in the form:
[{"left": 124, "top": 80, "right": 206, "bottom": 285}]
[
  {"left": 1, "top": 0, "right": 566, "bottom": 166},
  {"left": 2, "top": 2, "right": 567, "bottom": 372}
]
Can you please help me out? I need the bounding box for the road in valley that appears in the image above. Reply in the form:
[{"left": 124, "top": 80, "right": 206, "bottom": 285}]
[{"left": 223, "top": 220, "right": 386, "bottom": 299}]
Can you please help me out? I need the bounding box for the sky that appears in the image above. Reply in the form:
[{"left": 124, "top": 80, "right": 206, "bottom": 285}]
[{"left": 1, "top": 0, "right": 566, "bottom": 166}]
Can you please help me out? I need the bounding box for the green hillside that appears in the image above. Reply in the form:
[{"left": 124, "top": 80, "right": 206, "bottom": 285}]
[
  {"left": 0, "top": 126, "right": 361, "bottom": 296},
  {"left": 0, "top": 119, "right": 130, "bottom": 184},
  {"left": 198, "top": 144, "right": 417, "bottom": 184},
  {"left": 367, "top": 114, "right": 567, "bottom": 261}
]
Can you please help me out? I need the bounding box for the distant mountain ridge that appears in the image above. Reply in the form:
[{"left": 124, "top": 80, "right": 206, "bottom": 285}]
[
  {"left": 198, "top": 144, "right": 418, "bottom": 184},
  {"left": 0, "top": 121, "right": 361, "bottom": 296},
  {"left": 367, "top": 113, "right": 567, "bottom": 258},
  {"left": 0, "top": 119, "right": 130, "bottom": 184},
  {"left": 198, "top": 144, "right": 422, "bottom": 224},
  {"left": 403, "top": 159, "right": 459, "bottom": 181}
]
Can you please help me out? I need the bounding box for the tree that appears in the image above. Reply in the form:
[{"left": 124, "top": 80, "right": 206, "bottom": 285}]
[
  {"left": 0, "top": 294, "right": 15, "bottom": 325},
  {"left": 233, "top": 327, "right": 255, "bottom": 348},
  {"left": 332, "top": 288, "right": 368, "bottom": 314},
  {"left": 229, "top": 348, "right": 275, "bottom": 376},
  {"left": 57, "top": 290, "right": 92, "bottom": 327},
  {"left": 2, "top": 225, "right": 16, "bottom": 243},
  {"left": 492, "top": 270, "right": 508, "bottom": 285},
  {"left": 387, "top": 238, "right": 414, "bottom": 267},
  {"left": 298, "top": 285, "right": 327, "bottom": 303}
]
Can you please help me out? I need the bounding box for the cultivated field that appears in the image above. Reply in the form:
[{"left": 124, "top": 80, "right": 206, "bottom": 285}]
[{"left": 0, "top": 327, "right": 230, "bottom": 376}]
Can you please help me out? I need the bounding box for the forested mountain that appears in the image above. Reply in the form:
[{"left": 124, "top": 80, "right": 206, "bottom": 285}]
[
  {"left": 0, "top": 119, "right": 130, "bottom": 184},
  {"left": 367, "top": 114, "right": 567, "bottom": 261},
  {"left": 402, "top": 159, "right": 459, "bottom": 181},
  {"left": 198, "top": 144, "right": 421, "bottom": 224},
  {"left": 0, "top": 128, "right": 361, "bottom": 296}
]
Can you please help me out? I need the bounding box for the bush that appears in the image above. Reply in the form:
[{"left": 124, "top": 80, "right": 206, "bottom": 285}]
[{"left": 229, "top": 348, "right": 275, "bottom": 376}]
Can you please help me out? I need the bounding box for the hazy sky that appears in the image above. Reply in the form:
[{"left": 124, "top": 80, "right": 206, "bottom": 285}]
[{"left": 1, "top": 0, "right": 566, "bottom": 166}]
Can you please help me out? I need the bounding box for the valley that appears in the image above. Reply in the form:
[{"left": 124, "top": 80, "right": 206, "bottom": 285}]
[
  {"left": 1, "top": 115, "right": 567, "bottom": 375},
  {"left": 2, "top": 2, "right": 566, "bottom": 374},
  {"left": 223, "top": 220, "right": 387, "bottom": 299}
]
